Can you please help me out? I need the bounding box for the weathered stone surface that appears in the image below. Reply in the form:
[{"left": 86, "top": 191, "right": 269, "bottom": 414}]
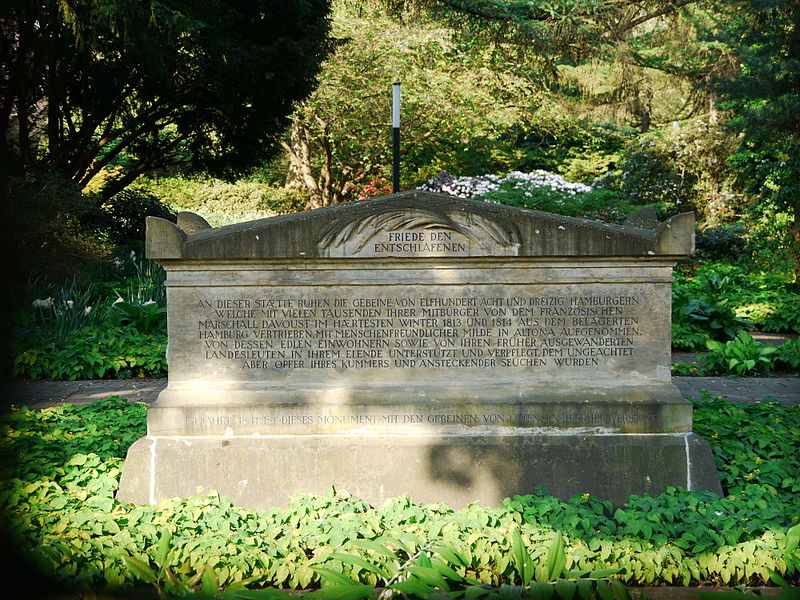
[
  {"left": 151, "top": 260, "right": 685, "bottom": 433},
  {"left": 118, "top": 433, "right": 722, "bottom": 509},
  {"left": 145, "top": 191, "right": 694, "bottom": 260},
  {"left": 118, "top": 191, "right": 720, "bottom": 509}
]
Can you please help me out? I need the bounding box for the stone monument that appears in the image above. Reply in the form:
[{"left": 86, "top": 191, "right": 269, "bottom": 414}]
[{"left": 117, "top": 191, "right": 722, "bottom": 509}]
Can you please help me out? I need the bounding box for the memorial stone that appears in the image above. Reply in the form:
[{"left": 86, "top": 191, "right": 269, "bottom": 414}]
[{"left": 117, "top": 191, "right": 722, "bottom": 509}]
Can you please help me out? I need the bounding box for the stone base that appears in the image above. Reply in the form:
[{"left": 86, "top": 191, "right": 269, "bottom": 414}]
[
  {"left": 146, "top": 383, "right": 692, "bottom": 436},
  {"left": 117, "top": 433, "right": 722, "bottom": 509}
]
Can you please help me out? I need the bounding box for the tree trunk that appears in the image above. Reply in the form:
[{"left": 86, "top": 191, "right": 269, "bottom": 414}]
[
  {"left": 281, "top": 119, "right": 323, "bottom": 207},
  {"left": 708, "top": 90, "right": 719, "bottom": 125},
  {"left": 281, "top": 115, "right": 352, "bottom": 209}
]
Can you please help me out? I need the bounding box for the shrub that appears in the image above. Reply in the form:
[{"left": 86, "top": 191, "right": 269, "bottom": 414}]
[
  {"left": 352, "top": 176, "right": 393, "bottom": 199},
  {"left": 695, "top": 224, "right": 748, "bottom": 262},
  {"left": 418, "top": 171, "right": 503, "bottom": 198},
  {"left": 4, "top": 170, "right": 109, "bottom": 286},
  {"left": 511, "top": 120, "right": 630, "bottom": 178},
  {"left": 774, "top": 338, "right": 800, "bottom": 371},
  {"left": 420, "top": 170, "right": 596, "bottom": 199},
  {"left": 594, "top": 120, "right": 744, "bottom": 224},
  {"left": 83, "top": 187, "right": 177, "bottom": 245},
  {"left": 419, "top": 170, "right": 635, "bottom": 223},
  {"left": 484, "top": 185, "right": 634, "bottom": 223},
  {"left": 10, "top": 262, "right": 168, "bottom": 379},
  {"left": 19, "top": 277, "right": 115, "bottom": 350},
  {"left": 701, "top": 332, "right": 778, "bottom": 376},
  {"left": 671, "top": 286, "right": 748, "bottom": 351},
  {"left": 557, "top": 149, "right": 621, "bottom": 183},
  {"left": 736, "top": 295, "right": 800, "bottom": 333},
  {"left": 595, "top": 136, "right": 696, "bottom": 213},
  {"left": 12, "top": 324, "right": 166, "bottom": 380},
  {"left": 140, "top": 176, "right": 309, "bottom": 216},
  {"left": 742, "top": 199, "right": 798, "bottom": 273}
]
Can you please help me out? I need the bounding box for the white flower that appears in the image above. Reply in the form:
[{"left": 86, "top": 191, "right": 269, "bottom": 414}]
[
  {"left": 65, "top": 300, "right": 74, "bottom": 309},
  {"left": 114, "top": 297, "right": 124, "bottom": 304},
  {"left": 130, "top": 250, "right": 136, "bottom": 261},
  {"left": 84, "top": 306, "right": 92, "bottom": 315},
  {"left": 113, "top": 258, "right": 123, "bottom": 268},
  {"left": 143, "top": 300, "right": 156, "bottom": 306},
  {"left": 32, "top": 297, "right": 55, "bottom": 309},
  {"left": 419, "top": 169, "right": 592, "bottom": 199}
]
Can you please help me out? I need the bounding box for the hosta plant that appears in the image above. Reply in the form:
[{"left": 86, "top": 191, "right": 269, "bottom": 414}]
[{"left": 702, "top": 332, "right": 778, "bottom": 376}]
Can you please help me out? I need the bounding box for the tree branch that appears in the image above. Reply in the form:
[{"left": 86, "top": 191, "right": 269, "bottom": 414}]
[
  {"left": 436, "top": 0, "right": 700, "bottom": 37},
  {"left": 96, "top": 132, "right": 190, "bottom": 200}
]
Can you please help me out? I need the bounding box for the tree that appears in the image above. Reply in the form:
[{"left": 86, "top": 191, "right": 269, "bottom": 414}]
[
  {"left": 281, "top": 1, "right": 538, "bottom": 207},
  {"left": 431, "top": 0, "right": 734, "bottom": 129},
  {"left": 1, "top": 0, "right": 332, "bottom": 199},
  {"left": 708, "top": 0, "right": 800, "bottom": 283}
]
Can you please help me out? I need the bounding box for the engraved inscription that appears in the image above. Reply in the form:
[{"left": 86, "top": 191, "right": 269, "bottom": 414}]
[
  {"left": 190, "top": 290, "right": 645, "bottom": 371},
  {"left": 182, "top": 410, "right": 658, "bottom": 431},
  {"left": 318, "top": 208, "right": 521, "bottom": 257},
  {"left": 372, "top": 229, "right": 469, "bottom": 255}
]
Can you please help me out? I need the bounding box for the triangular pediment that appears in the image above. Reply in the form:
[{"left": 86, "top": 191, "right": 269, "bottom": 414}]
[{"left": 146, "top": 191, "right": 693, "bottom": 259}]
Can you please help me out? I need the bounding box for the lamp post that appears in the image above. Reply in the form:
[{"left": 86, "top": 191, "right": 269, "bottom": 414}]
[{"left": 392, "top": 82, "right": 400, "bottom": 193}]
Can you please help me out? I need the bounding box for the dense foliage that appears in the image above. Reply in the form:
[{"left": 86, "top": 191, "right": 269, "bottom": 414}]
[
  {"left": 0, "top": 395, "right": 798, "bottom": 598},
  {"left": 1, "top": 0, "right": 332, "bottom": 195},
  {"left": 708, "top": 0, "right": 800, "bottom": 283},
  {"left": 9, "top": 256, "right": 168, "bottom": 380},
  {"left": 136, "top": 177, "right": 308, "bottom": 226},
  {"left": 0, "top": 0, "right": 333, "bottom": 318},
  {"left": 670, "top": 260, "right": 800, "bottom": 353}
]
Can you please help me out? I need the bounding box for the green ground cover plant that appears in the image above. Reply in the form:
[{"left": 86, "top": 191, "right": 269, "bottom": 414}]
[
  {"left": 671, "top": 261, "right": 799, "bottom": 352},
  {"left": 672, "top": 334, "right": 798, "bottom": 377},
  {"left": 1, "top": 396, "right": 797, "bottom": 598},
  {"left": 9, "top": 255, "right": 168, "bottom": 381},
  {"left": 701, "top": 333, "right": 779, "bottom": 377}
]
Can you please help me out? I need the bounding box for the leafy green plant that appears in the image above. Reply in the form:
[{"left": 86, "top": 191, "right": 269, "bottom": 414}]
[
  {"left": 671, "top": 287, "right": 747, "bottom": 351},
  {"left": 671, "top": 260, "right": 798, "bottom": 345},
  {"left": 112, "top": 254, "right": 168, "bottom": 307},
  {"left": 671, "top": 361, "right": 702, "bottom": 376},
  {"left": 12, "top": 325, "right": 167, "bottom": 380},
  {"left": 479, "top": 183, "right": 635, "bottom": 223},
  {"left": 759, "top": 299, "right": 800, "bottom": 334},
  {"left": 112, "top": 299, "right": 167, "bottom": 334},
  {"left": 1, "top": 396, "right": 798, "bottom": 596},
  {"left": 774, "top": 338, "right": 800, "bottom": 371},
  {"left": 693, "top": 395, "right": 800, "bottom": 497},
  {"left": 702, "top": 332, "right": 778, "bottom": 376},
  {"left": 21, "top": 277, "right": 114, "bottom": 350},
  {"left": 735, "top": 294, "right": 800, "bottom": 334}
]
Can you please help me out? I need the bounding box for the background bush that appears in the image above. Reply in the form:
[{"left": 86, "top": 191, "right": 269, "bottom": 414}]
[
  {"left": 695, "top": 224, "right": 748, "bottom": 262},
  {"left": 82, "top": 187, "right": 177, "bottom": 245},
  {"left": 10, "top": 256, "right": 168, "bottom": 380},
  {"left": 139, "top": 177, "right": 310, "bottom": 222},
  {"left": 480, "top": 184, "right": 635, "bottom": 223}
]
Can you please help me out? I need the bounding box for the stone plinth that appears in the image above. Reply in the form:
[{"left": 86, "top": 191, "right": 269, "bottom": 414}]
[{"left": 117, "top": 192, "right": 722, "bottom": 509}]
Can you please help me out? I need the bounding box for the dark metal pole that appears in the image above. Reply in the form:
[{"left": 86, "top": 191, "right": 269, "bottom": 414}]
[{"left": 392, "top": 82, "right": 400, "bottom": 193}]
